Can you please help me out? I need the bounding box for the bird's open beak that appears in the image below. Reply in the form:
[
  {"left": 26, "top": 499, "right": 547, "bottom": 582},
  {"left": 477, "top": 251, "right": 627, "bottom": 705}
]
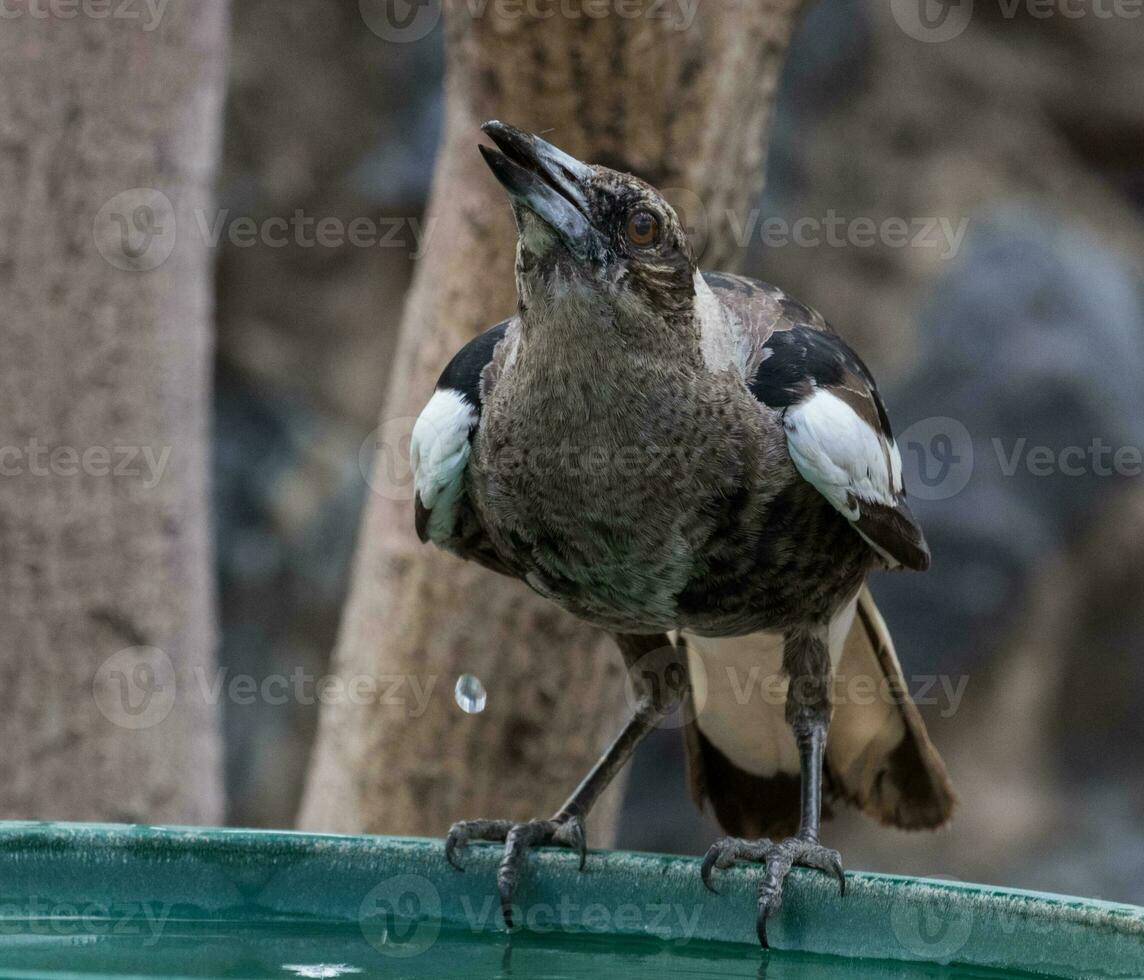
[{"left": 479, "top": 121, "right": 601, "bottom": 260}]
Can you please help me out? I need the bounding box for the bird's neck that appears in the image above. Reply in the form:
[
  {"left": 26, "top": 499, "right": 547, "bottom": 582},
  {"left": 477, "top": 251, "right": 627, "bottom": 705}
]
[
  {"left": 506, "top": 294, "right": 703, "bottom": 443},
  {"left": 516, "top": 278, "right": 702, "bottom": 367}
]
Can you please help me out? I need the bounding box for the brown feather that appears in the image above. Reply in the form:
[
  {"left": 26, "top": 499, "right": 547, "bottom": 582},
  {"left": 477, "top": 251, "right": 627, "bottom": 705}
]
[
  {"left": 853, "top": 498, "right": 932, "bottom": 571},
  {"left": 827, "top": 589, "right": 955, "bottom": 828},
  {"left": 682, "top": 588, "right": 954, "bottom": 835}
]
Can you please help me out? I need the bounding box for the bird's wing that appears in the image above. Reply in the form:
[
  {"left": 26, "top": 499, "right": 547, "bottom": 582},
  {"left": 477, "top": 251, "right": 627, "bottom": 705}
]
[
  {"left": 703, "top": 271, "right": 929, "bottom": 571},
  {"left": 410, "top": 318, "right": 517, "bottom": 576}
]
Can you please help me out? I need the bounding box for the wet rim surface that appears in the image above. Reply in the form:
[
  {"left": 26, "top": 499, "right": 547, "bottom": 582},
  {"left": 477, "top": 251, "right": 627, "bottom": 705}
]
[{"left": 0, "top": 822, "right": 1138, "bottom": 978}]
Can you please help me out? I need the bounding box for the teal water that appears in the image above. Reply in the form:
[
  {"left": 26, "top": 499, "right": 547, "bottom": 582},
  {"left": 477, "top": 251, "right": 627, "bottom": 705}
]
[{"left": 0, "top": 920, "right": 1044, "bottom": 980}]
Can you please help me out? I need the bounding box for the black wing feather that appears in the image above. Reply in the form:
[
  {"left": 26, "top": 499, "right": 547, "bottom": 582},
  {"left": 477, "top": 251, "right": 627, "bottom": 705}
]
[
  {"left": 705, "top": 273, "right": 930, "bottom": 571},
  {"left": 413, "top": 319, "right": 516, "bottom": 577}
]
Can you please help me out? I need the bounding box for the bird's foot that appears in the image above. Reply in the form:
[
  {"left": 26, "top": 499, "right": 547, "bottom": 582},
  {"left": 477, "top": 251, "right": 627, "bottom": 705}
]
[
  {"left": 445, "top": 815, "right": 587, "bottom": 928},
  {"left": 701, "top": 834, "right": 846, "bottom": 948}
]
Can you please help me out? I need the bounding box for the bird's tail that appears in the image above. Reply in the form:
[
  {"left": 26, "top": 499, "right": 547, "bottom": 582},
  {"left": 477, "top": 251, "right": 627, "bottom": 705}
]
[{"left": 681, "top": 587, "right": 955, "bottom": 838}]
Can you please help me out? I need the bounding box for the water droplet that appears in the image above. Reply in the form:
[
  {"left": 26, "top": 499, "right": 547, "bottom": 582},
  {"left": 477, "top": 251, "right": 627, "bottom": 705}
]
[{"left": 454, "top": 674, "right": 487, "bottom": 714}]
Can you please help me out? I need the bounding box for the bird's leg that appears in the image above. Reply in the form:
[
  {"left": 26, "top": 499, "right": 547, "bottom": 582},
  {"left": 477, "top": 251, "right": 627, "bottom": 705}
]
[
  {"left": 445, "top": 633, "right": 687, "bottom": 928},
  {"left": 701, "top": 626, "right": 845, "bottom": 948}
]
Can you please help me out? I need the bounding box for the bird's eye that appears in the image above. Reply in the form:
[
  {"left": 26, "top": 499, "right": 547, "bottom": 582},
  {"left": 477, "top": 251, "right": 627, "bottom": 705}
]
[{"left": 626, "top": 210, "right": 660, "bottom": 248}]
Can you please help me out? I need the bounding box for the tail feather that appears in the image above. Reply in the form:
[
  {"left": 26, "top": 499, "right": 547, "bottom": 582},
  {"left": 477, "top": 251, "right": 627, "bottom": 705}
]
[
  {"left": 682, "top": 587, "right": 955, "bottom": 837},
  {"left": 827, "top": 589, "right": 955, "bottom": 828}
]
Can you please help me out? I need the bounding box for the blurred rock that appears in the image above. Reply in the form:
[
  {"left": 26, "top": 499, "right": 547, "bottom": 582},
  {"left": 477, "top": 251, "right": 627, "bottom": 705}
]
[
  {"left": 752, "top": 0, "right": 1144, "bottom": 378},
  {"left": 877, "top": 214, "right": 1144, "bottom": 676}
]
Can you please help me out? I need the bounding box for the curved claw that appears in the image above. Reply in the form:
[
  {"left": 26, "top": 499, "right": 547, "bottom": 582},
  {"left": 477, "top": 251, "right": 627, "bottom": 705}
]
[
  {"left": 445, "top": 830, "right": 467, "bottom": 871},
  {"left": 444, "top": 819, "right": 513, "bottom": 873},
  {"left": 555, "top": 816, "right": 588, "bottom": 871},
  {"left": 496, "top": 822, "right": 546, "bottom": 930},
  {"left": 700, "top": 844, "right": 723, "bottom": 894},
  {"left": 830, "top": 856, "right": 846, "bottom": 898},
  {"left": 446, "top": 815, "right": 590, "bottom": 931},
  {"left": 701, "top": 835, "right": 843, "bottom": 949}
]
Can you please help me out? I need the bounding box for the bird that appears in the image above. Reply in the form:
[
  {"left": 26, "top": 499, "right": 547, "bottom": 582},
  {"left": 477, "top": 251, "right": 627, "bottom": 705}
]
[{"left": 410, "top": 120, "right": 955, "bottom": 947}]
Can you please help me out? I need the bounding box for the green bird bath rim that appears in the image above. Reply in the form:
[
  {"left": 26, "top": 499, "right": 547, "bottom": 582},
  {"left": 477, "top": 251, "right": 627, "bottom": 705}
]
[{"left": 0, "top": 821, "right": 1138, "bottom": 979}]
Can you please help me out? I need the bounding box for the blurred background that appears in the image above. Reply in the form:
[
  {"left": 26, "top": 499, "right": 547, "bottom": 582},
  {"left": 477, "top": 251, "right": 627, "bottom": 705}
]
[{"left": 2, "top": 0, "right": 1142, "bottom": 908}]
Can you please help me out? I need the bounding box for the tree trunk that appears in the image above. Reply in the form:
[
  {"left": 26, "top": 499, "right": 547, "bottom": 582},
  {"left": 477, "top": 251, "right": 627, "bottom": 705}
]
[
  {"left": 0, "top": 4, "right": 229, "bottom": 822},
  {"left": 299, "top": 0, "right": 804, "bottom": 837}
]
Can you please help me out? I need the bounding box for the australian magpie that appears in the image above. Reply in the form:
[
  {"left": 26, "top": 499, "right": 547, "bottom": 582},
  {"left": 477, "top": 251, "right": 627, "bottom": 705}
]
[{"left": 411, "top": 121, "right": 954, "bottom": 946}]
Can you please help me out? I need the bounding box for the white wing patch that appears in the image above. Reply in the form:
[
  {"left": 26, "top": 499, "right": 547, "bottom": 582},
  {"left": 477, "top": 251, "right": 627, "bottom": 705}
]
[
  {"left": 783, "top": 388, "right": 902, "bottom": 519},
  {"left": 410, "top": 388, "right": 477, "bottom": 544}
]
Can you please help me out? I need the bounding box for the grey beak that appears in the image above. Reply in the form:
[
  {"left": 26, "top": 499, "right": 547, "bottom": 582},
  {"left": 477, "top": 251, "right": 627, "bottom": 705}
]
[{"left": 479, "top": 121, "right": 601, "bottom": 260}]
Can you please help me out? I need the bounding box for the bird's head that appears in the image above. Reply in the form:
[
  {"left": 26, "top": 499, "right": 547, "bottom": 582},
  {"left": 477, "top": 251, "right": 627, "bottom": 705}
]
[{"left": 480, "top": 121, "right": 697, "bottom": 332}]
